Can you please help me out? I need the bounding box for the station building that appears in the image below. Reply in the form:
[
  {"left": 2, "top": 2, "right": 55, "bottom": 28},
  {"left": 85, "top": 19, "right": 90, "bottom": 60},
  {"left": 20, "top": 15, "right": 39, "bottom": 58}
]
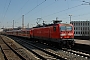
[{"left": 70, "top": 21, "right": 90, "bottom": 39}]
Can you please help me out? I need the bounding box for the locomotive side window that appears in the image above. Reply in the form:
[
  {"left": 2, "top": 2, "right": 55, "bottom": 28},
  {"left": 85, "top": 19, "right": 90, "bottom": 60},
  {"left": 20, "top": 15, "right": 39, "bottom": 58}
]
[{"left": 53, "top": 26, "right": 56, "bottom": 31}]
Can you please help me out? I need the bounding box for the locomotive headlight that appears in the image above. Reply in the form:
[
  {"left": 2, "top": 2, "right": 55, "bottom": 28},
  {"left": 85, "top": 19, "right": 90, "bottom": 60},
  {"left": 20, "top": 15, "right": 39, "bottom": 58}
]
[
  {"left": 68, "top": 33, "right": 73, "bottom": 36},
  {"left": 60, "top": 34, "right": 66, "bottom": 36},
  {"left": 61, "top": 37, "right": 62, "bottom": 38}
]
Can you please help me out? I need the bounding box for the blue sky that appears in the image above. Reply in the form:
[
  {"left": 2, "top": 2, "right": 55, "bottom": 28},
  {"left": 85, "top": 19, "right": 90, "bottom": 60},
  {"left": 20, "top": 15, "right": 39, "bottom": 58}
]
[{"left": 0, "top": 0, "right": 90, "bottom": 28}]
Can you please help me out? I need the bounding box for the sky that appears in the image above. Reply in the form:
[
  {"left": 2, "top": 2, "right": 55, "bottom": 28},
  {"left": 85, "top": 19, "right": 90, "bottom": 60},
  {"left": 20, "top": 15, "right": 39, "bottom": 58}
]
[{"left": 0, "top": 0, "right": 90, "bottom": 28}]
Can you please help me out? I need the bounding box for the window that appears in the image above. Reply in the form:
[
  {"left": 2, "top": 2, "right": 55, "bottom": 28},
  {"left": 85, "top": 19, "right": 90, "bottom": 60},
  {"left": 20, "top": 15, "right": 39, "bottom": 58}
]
[
  {"left": 83, "top": 32, "right": 84, "bottom": 34},
  {"left": 72, "top": 23, "right": 73, "bottom": 25},
  {"left": 85, "top": 27, "right": 87, "bottom": 30},
  {"left": 27, "top": 31, "right": 30, "bottom": 34},
  {"left": 60, "top": 26, "right": 65, "bottom": 31},
  {"left": 83, "top": 23, "right": 84, "bottom": 26},
  {"left": 76, "top": 31, "right": 77, "bottom": 34},
  {"left": 85, "top": 31, "right": 87, "bottom": 34},
  {"left": 81, "top": 27, "right": 82, "bottom": 30},
  {"left": 83, "top": 27, "right": 84, "bottom": 30},
  {"left": 88, "top": 23, "right": 89, "bottom": 26},
  {"left": 85, "top": 23, "right": 87, "bottom": 26},
  {"left": 88, "top": 32, "right": 89, "bottom": 34},
  {"left": 76, "top": 23, "right": 77, "bottom": 25},
  {"left": 53, "top": 26, "right": 56, "bottom": 31},
  {"left": 88, "top": 27, "right": 89, "bottom": 30},
  {"left": 60, "top": 26, "right": 72, "bottom": 31},
  {"left": 79, "top": 23, "right": 80, "bottom": 26},
  {"left": 81, "top": 23, "right": 82, "bottom": 26},
  {"left": 76, "top": 27, "right": 77, "bottom": 30},
  {"left": 66, "top": 26, "right": 72, "bottom": 30},
  {"left": 81, "top": 32, "right": 82, "bottom": 34},
  {"left": 22, "top": 31, "right": 25, "bottom": 34}
]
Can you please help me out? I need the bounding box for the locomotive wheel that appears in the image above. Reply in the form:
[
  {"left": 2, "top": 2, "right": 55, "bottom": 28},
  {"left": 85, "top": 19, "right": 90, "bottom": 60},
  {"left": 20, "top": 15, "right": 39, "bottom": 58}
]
[
  {"left": 68, "top": 45, "right": 72, "bottom": 49},
  {"left": 58, "top": 43, "right": 62, "bottom": 49}
]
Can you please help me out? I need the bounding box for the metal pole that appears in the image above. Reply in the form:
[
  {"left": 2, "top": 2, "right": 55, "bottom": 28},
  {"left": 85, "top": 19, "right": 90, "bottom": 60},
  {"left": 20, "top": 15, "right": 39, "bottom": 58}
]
[
  {"left": 56, "top": 17, "right": 58, "bottom": 20},
  {"left": 69, "top": 15, "right": 72, "bottom": 23},
  {"left": 27, "top": 23, "right": 29, "bottom": 28},
  {"left": 13, "top": 20, "right": 14, "bottom": 29},
  {"left": 22, "top": 15, "right": 24, "bottom": 29}
]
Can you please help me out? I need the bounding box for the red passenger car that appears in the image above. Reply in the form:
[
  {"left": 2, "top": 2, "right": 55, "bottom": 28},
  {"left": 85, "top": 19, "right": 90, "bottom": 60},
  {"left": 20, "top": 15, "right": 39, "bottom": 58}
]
[{"left": 21, "top": 29, "right": 31, "bottom": 38}]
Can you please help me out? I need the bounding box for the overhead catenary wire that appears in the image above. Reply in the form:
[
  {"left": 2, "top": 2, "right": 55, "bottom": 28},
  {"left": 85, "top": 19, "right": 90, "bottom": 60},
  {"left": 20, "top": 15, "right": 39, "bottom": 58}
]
[
  {"left": 11, "top": 0, "right": 30, "bottom": 20},
  {"left": 0, "top": 0, "right": 7, "bottom": 28},
  {"left": 2, "top": 0, "right": 90, "bottom": 28},
  {"left": 3, "top": 0, "right": 11, "bottom": 20},
  {"left": 31, "top": 0, "right": 88, "bottom": 21},
  {"left": 32, "top": 2, "right": 88, "bottom": 24},
  {"left": 2, "top": 0, "right": 7, "bottom": 21},
  {"left": 42, "top": 4, "right": 82, "bottom": 18},
  {"left": 61, "top": 1, "right": 90, "bottom": 20},
  {"left": 57, "top": 4, "right": 89, "bottom": 19},
  {"left": 39, "top": 0, "right": 59, "bottom": 21},
  {"left": 13, "top": 0, "right": 67, "bottom": 24},
  {"left": 61, "top": 12, "right": 90, "bottom": 20},
  {"left": 27, "top": 0, "right": 59, "bottom": 22},
  {"left": 13, "top": 0, "right": 60, "bottom": 21},
  {"left": 15, "top": 0, "right": 46, "bottom": 22},
  {"left": 25, "top": 0, "right": 58, "bottom": 22},
  {"left": 23, "top": 0, "right": 60, "bottom": 26},
  {"left": 32, "top": 4, "right": 82, "bottom": 22},
  {"left": 23, "top": 0, "right": 89, "bottom": 25},
  {"left": 25, "top": 0, "right": 46, "bottom": 15},
  {"left": 15, "top": 0, "right": 90, "bottom": 26}
]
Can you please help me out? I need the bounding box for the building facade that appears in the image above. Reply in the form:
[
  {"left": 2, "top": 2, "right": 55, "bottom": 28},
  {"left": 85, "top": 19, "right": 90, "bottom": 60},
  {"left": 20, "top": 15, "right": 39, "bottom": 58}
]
[{"left": 70, "top": 21, "right": 90, "bottom": 37}]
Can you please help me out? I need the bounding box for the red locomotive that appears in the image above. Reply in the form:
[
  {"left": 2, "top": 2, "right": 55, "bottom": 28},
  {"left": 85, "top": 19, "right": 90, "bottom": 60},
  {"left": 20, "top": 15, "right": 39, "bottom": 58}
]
[{"left": 6, "top": 20, "right": 74, "bottom": 48}]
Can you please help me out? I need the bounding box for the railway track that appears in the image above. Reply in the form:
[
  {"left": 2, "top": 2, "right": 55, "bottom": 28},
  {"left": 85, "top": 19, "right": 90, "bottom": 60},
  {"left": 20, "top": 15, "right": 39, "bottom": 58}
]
[
  {"left": 31, "top": 41, "right": 90, "bottom": 60},
  {"left": 12, "top": 37, "right": 64, "bottom": 60},
  {"left": 62, "top": 48, "right": 90, "bottom": 59},
  {"left": 74, "top": 43, "right": 90, "bottom": 54},
  {"left": 9, "top": 36, "right": 90, "bottom": 60},
  {"left": 0, "top": 35, "right": 40, "bottom": 60}
]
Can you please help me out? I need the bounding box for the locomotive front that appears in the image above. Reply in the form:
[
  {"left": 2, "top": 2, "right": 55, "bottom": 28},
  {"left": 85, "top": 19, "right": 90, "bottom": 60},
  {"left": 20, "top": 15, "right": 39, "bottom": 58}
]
[{"left": 59, "top": 24, "right": 74, "bottom": 48}]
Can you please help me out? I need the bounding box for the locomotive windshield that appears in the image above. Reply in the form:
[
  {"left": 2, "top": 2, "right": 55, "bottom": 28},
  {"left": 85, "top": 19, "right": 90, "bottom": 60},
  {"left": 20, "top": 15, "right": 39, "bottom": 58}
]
[{"left": 60, "top": 26, "right": 72, "bottom": 31}]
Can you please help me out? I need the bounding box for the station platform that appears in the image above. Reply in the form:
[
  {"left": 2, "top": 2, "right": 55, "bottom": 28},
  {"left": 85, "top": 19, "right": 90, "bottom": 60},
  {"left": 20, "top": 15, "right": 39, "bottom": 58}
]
[{"left": 75, "top": 39, "right": 90, "bottom": 45}]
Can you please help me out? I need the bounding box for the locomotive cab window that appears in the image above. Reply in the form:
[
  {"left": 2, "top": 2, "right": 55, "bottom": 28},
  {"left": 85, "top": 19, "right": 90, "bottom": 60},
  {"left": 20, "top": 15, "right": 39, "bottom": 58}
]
[
  {"left": 60, "top": 26, "right": 72, "bottom": 31},
  {"left": 53, "top": 26, "right": 56, "bottom": 31},
  {"left": 66, "top": 26, "right": 72, "bottom": 31}
]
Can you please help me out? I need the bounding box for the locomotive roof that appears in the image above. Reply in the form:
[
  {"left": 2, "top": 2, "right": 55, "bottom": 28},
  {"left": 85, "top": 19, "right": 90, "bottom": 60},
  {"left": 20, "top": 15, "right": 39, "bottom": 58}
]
[
  {"left": 33, "top": 23, "right": 72, "bottom": 28},
  {"left": 33, "top": 24, "right": 56, "bottom": 28}
]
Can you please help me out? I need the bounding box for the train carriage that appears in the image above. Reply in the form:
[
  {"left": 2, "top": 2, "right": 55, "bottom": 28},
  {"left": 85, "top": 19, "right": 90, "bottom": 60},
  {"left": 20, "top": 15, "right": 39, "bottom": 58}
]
[
  {"left": 6, "top": 31, "right": 13, "bottom": 35},
  {"left": 6, "top": 20, "right": 74, "bottom": 48},
  {"left": 21, "top": 29, "right": 31, "bottom": 38}
]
